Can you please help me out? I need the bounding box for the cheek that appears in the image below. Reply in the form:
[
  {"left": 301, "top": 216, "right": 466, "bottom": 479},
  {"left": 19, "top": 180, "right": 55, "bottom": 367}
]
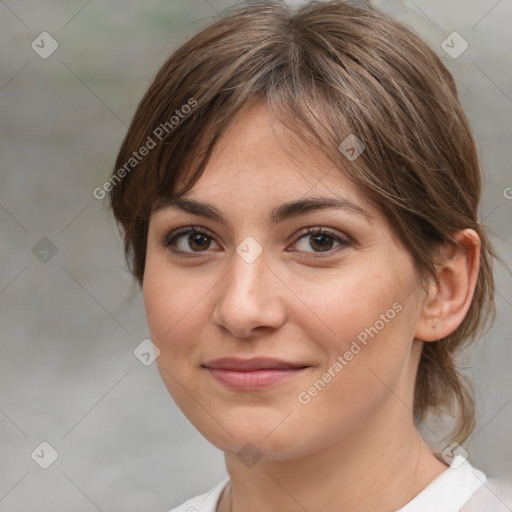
[
  {"left": 143, "top": 249, "right": 203, "bottom": 342},
  {"left": 292, "top": 306, "right": 413, "bottom": 451},
  {"left": 143, "top": 266, "right": 199, "bottom": 412},
  {"left": 143, "top": 254, "right": 187, "bottom": 368},
  {"left": 294, "top": 264, "right": 408, "bottom": 352},
  {"left": 142, "top": 255, "right": 218, "bottom": 390},
  {"left": 297, "top": 265, "right": 416, "bottom": 399}
]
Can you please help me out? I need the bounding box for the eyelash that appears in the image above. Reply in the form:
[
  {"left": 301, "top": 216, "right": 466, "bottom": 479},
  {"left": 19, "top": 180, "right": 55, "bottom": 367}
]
[{"left": 162, "top": 224, "right": 351, "bottom": 259}]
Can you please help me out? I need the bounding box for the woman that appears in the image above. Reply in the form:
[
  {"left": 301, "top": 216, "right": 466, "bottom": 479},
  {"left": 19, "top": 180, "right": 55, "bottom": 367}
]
[{"left": 109, "top": 1, "right": 511, "bottom": 510}]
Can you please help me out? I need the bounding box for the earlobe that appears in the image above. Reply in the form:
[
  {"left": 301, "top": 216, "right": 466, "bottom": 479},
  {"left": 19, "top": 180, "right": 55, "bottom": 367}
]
[{"left": 414, "top": 229, "right": 481, "bottom": 342}]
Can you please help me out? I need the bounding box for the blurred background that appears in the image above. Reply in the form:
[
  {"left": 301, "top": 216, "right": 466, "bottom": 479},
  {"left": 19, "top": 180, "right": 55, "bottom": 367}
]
[{"left": 1, "top": 0, "right": 511, "bottom": 510}]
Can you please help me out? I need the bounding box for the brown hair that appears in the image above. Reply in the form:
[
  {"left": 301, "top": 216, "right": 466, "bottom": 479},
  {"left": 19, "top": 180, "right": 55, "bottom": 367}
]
[{"left": 109, "top": 0, "right": 497, "bottom": 444}]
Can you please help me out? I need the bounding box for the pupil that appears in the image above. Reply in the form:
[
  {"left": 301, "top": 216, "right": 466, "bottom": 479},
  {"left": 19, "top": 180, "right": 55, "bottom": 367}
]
[
  {"left": 311, "top": 234, "right": 332, "bottom": 252},
  {"left": 190, "top": 233, "right": 209, "bottom": 251}
]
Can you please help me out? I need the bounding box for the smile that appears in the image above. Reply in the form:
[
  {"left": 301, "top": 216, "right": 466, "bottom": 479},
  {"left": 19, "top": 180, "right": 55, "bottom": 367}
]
[{"left": 202, "top": 357, "right": 311, "bottom": 390}]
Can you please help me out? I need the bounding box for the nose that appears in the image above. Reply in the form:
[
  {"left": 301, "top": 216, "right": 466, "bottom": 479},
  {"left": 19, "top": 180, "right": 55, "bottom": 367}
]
[{"left": 211, "top": 248, "right": 287, "bottom": 339}]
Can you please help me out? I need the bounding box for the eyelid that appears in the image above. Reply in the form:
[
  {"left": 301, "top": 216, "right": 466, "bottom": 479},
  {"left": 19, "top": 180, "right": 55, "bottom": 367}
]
[
  {"left": 162, "top": 225, "right": 215, "bottom": 249},
  {"left": 288, "top": 226, "right": 351, "bottom": 258}
]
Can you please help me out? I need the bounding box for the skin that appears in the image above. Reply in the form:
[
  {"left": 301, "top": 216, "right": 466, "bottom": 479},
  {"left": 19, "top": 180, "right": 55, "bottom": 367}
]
[{"left": 143, "top": 102, "right": 481, "bottom": 512}]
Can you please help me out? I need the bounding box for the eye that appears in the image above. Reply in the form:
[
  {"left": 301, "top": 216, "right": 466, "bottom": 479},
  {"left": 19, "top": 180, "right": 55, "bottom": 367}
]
[
  {"left": 162, "top": 225, "right": 350, "bottom": 258},
  {"left": 163, "top": 225, "right": 218, "bottom": 257},
  {"left": 290, "top": 227, "right": 350, "bottom": 258}
]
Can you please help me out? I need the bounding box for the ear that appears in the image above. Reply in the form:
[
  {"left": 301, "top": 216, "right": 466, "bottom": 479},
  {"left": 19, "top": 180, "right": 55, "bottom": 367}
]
[{"left": 414, "top": 229, "right": 481, "bottom": 342}]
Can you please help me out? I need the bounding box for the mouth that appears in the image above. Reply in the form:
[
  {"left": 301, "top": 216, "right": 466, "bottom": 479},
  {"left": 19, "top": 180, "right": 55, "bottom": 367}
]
[{"left": 201, "top": 357, "right": 311, "bottom": 390}]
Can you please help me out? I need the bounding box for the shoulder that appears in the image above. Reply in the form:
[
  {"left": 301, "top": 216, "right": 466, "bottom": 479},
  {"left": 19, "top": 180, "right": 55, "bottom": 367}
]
[
  {"left": 165, "top": 477, "right": 230, "bottom": 512},
  {"left": 461, "top": 476, "right": 512, "bottom": 511}
]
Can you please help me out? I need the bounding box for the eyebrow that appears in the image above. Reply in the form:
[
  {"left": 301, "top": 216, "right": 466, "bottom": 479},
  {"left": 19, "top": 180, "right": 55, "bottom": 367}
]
[{"left": 155, "top": 195, "right": 371, "bottom": 226}]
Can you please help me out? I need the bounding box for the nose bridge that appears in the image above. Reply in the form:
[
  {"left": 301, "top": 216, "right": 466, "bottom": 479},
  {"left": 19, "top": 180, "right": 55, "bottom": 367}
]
[
  {"left": 212, "top": 243, "right": 285, "bottom": 336},
  {"left": 225, "top": 244, "right": 270, "bottom": 304}
]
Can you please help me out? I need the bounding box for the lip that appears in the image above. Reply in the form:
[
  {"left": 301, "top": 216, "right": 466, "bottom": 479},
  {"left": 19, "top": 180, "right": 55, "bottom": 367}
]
[
  {"left": 203, "top": 357, "right": 309, "bottom": 371},
  {"left": 202, "top": 357, "right": 310, "bottom": 390}
]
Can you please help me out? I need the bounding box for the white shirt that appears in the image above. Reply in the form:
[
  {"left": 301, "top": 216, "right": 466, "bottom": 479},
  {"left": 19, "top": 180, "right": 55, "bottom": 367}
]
[{"left": 167, "top": 456, "right": 512, "bottom": 512}]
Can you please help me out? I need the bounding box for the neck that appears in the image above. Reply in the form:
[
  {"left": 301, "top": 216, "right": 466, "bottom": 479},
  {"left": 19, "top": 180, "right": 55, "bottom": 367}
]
[{"left": 220, "top": 401, "right": 448, "bottom": 512}]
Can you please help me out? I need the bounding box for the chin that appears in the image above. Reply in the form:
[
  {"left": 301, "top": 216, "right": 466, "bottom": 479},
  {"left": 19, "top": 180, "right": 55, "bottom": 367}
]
[{"left": 186, "top": 404, "right": 322, "bottom": 463}]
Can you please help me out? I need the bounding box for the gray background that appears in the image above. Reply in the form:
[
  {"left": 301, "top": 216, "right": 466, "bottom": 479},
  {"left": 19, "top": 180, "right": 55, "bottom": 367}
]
[{"left": 1, "top": 0, "right": 511, "bottom": 511}]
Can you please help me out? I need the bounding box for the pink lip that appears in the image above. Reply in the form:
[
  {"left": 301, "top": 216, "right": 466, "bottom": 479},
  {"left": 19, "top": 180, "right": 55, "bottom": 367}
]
[{"left": 202, "top": 357, "right": 310, "bottom": 390}]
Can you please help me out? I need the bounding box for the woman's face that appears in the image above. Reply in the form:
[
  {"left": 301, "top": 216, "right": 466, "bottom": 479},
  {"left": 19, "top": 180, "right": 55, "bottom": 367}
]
[{"left": 143, "top": 102, "right": 426, "bottom": 461}]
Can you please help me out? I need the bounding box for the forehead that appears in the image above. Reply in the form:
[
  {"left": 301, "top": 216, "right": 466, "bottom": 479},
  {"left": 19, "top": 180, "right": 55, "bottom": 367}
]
[{"left": 160, "top": 101, "right": 377, "bottom": 219}]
